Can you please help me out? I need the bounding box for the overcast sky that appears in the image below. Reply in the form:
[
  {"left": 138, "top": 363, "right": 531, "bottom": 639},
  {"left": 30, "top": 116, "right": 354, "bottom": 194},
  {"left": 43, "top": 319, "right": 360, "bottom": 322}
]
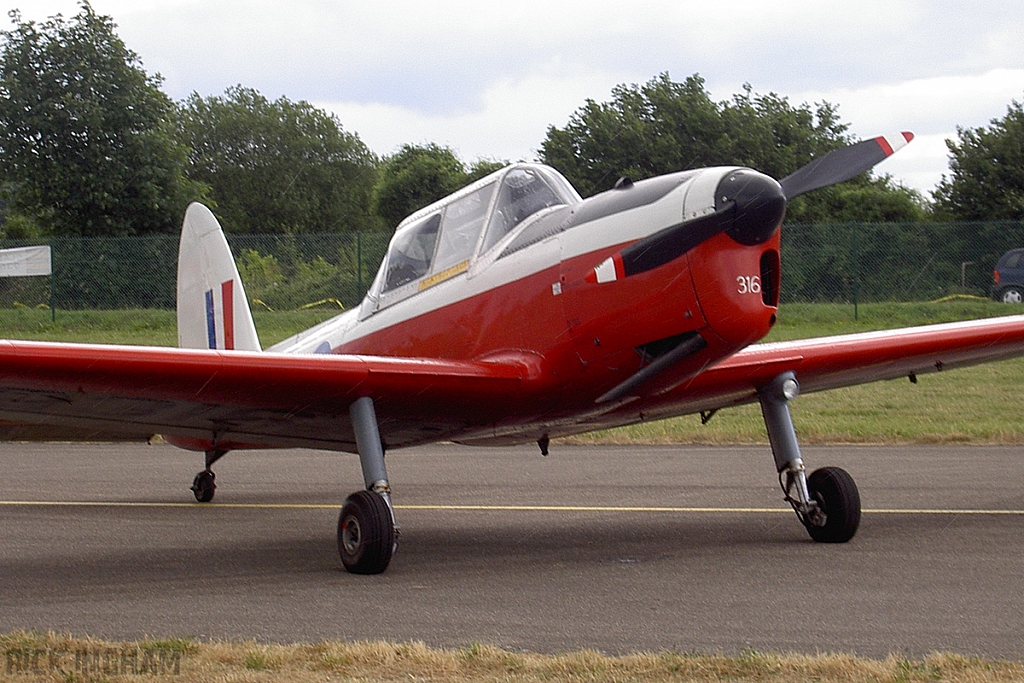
[{"left": 8, "top": 0, "right": 1024, "bottom": 198}]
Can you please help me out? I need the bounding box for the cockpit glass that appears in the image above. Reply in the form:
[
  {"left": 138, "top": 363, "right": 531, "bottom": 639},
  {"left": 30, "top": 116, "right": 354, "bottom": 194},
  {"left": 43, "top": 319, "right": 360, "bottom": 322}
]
[
  {"left": 480, "top": 168, "right": 569, "bottom": 254},
  {"left": 432, "top": 183, "right": 495, "bottom": 274},
  {"left": 382, "top": 213, "right": 441, "bottom": 292}
]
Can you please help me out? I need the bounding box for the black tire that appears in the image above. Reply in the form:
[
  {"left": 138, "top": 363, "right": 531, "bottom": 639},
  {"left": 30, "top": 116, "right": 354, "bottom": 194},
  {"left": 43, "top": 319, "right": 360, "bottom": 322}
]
[
  {"left": 804, "top": 467, "right": 860, "bottom": 543},
  {"left": 191, "top": 470, "right": 215, "bottom": 503},
  {"left": 338, "top": 490, "right": 395, "bottom": 574},
  {"left": 1002, "top": 286, "right": 1024, "bottom": 304}
]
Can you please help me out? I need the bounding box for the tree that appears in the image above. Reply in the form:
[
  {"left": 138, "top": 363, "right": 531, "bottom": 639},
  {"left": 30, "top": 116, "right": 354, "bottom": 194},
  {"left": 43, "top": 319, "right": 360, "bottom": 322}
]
[
  {"left": 178, "top": 86, "right": 382, "bottom": 234},
  {"left": 467, "top": 158, "right": 507, "bottom": 183},
  {"left": 540, "top": 73, "right": 925, "bottom": 222},
  {"left": 792, "top": 175, "right": 927, "bottom": 223},
  {"left": 933, "top": 98, "right": 1024, "bottom": 221},
  {"left": 0, "top": 2, "right": 205, "bottom": 236},
  {"left": 371, "top": 144, "right": 504, "bottom": 228}
]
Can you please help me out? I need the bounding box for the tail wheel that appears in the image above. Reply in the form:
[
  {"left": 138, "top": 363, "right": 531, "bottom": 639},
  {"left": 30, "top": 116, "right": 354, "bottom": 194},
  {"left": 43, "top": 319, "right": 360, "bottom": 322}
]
[
  {"left": 191, "top": 470, "right": 216, "bottom": 503},
  {"left": 804, "top": 466, "right": 861, "bottom": 543},
  {"left": 338, "top": 490, "right": 395, "bottom": 574}
]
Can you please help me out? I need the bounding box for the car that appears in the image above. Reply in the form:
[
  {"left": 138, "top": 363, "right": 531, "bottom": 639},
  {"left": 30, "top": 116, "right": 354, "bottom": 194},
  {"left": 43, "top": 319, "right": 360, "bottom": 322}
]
[{"left": 993, "top": 248, "right": 1024, "bottom": 303}]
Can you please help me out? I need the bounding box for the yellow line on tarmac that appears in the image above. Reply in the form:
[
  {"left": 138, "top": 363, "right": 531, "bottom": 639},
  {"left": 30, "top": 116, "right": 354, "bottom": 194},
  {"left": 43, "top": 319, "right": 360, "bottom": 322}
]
[
  {"left": 400, "top": 505, "right": 1024, "bottom": 515},
  {"left": 399, "top": 504, "right": 786, "bottom": 513},
  {"left": 1, "top": 501, "right": 1023, "bottom": 515},
  {"left": 866, "top": 508, "right": 1024, "bottom": 515},
  {"left": 0, "top": 501, "right": 334, "bottom": 509}
]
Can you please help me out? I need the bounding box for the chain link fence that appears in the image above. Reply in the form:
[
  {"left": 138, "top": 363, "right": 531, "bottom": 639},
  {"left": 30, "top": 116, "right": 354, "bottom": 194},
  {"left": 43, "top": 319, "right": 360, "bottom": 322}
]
[
  {"left": 0, "top": 232, "right": 390, "bottom": 312},
  {"left": 0, "top": 221, "right": 1021, "bottom": 312},
  {"left": 781, "top": 221, "right": 1024, "bottom": 304}
]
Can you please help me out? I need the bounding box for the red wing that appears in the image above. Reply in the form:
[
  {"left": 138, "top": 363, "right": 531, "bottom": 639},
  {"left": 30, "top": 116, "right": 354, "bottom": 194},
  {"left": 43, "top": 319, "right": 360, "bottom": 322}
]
[
  {"left": 640, "top": 314, "right": 1024, "bottom": 420},
  {"left": 3, "top": 316, "right": 1023, "bottom": 450},
  {"left": 0, "top": 340, "right": 547, "bottom": 451}
]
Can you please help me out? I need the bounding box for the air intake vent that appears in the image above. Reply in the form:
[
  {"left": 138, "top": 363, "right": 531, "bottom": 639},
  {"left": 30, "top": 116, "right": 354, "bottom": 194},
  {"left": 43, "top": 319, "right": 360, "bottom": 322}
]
[
  {"left": 760, "top": 250, "right": 780, "bottom": 307},
  {"left": 636, "top": 331, "right": 702, "bottom": 365}
]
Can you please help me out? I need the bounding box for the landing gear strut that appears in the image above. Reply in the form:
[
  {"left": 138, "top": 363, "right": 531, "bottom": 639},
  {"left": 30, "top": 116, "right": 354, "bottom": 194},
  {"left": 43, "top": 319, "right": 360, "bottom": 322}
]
[
  {"left": 191, "top": 448, "right": 227, "bottom": 503},
  {"left": 758, "top": 372, "right": 861, "bottom": 543},
  {"left": 339, "top": 396, "right": 397, "bottom": 574}
]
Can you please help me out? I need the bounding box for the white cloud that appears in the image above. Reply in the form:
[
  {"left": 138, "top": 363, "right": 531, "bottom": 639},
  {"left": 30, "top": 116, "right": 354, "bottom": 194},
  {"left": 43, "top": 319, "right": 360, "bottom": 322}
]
[
  {"left": 318, "top": 69, "right": 626, "bottom": 163},
  {"left": 8, "top": 0, "right": 1024, "bottom": 195},
  {"left": 873, "top": 133, "right": 951, "bottom": 197},
  {"left": 797, "top": 69, "right": 1024, "bottom": 135}
]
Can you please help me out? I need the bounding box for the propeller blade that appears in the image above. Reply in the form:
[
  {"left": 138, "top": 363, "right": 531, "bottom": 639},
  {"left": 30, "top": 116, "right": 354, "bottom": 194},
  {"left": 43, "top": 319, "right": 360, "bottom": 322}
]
[
  {"left": 779, "top": 132, "right": 914, "bottom": 200},
  {"left": 615, "top": 202, "right": 735, "bottom": 278}
]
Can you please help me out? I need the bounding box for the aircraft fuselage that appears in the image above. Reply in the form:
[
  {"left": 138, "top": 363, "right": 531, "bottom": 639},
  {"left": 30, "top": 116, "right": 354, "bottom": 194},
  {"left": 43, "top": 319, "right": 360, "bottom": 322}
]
[{"left": 271, "top": 164, "right": 784, "bottom": 433}]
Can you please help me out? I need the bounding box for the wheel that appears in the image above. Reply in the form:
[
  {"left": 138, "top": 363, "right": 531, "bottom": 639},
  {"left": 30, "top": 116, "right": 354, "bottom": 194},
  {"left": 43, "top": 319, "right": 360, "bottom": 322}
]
[
  {"left": 191, "top": 470, "right": 216, "bottom": 503},
  {"left": 1002, "top": 287, "right": 1024, "bottom": 304},
  {"left": 338, "top": 490, "right": 395, "bottom": 574},
  {"left": 803, "top": 466, "right": 860, "bottom": 543}
]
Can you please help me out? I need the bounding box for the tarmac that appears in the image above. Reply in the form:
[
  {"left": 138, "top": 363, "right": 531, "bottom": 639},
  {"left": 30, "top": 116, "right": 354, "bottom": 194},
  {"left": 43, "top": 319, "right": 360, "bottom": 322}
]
[{"left": 1, "top": 441, "right": 1022, "bottom": 658}]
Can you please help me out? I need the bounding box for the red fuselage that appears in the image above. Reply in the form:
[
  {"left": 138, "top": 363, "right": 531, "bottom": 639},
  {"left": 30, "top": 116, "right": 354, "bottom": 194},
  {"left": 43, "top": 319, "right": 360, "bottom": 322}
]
[{"left": 322, "top": 165, "right": 784, "bottom": 434}]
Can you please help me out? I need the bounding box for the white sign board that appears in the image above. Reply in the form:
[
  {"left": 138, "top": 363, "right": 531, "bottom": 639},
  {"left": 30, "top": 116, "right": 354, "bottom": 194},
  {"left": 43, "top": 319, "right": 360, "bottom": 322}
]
[{"left": 0, "top": 245, "right": 51, "bottom": 277}]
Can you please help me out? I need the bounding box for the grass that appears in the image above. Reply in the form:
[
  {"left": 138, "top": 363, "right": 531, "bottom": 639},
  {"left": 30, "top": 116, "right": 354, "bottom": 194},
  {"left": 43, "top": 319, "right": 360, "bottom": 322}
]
[
  {"left": 764, "top": 298, "right": 1015, "bottom": 341},
  {"left": 1, "top": 299, "right": 1023, "bottom": 444},
  {"left": 2, "top": 631, "right": 1023, "bottom": 682},
  {"left": 0, "top": 308, "right": 336, "bottom": 347}
]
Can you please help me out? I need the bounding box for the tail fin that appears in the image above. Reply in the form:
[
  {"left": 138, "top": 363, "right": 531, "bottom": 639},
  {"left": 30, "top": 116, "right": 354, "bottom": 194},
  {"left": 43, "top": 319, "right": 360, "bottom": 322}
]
[{"left": 177, "top": 203, "right": 261, "bottom": 351}]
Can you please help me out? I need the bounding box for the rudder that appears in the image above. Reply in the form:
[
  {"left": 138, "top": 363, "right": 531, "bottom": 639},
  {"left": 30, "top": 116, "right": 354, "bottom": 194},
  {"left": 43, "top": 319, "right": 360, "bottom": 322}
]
[{"left": 177, "top": 203, "right": 261, "bottom": 351}]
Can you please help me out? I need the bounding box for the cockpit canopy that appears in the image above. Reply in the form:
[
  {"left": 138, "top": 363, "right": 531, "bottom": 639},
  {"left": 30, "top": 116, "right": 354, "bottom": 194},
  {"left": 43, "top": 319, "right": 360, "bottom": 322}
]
[{"left": 368, "top": 164, "right": 580, "bottom": 311}]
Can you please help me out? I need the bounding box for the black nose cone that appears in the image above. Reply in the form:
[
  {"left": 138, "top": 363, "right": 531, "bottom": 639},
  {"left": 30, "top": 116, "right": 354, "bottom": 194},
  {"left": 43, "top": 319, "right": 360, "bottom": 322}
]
[{"left": 716, "top": 169, "right": 786, "bottom": 246}]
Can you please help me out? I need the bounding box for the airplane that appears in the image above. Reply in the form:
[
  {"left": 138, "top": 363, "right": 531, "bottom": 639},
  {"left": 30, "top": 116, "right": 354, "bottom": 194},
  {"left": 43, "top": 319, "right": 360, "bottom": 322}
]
[{"left": 2, "top": 130, "right": 1024, "bottom": 575}]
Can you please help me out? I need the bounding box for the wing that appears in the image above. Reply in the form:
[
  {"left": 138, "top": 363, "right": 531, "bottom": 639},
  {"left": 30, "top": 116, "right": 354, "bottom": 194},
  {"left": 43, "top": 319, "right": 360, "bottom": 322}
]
[
  {"left": 639, "top": 314, "right": 1024, "bottom": 421},
  {"left": 3, "top": 315, "right": 1023, "bottom": 450},
  {"left": 0, "top": 340, "right": 547, "bottom": 452}
]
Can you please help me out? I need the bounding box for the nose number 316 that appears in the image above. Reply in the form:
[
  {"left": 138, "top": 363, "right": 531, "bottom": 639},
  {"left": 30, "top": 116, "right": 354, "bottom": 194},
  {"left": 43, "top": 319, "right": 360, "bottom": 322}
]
[{"left": 736, "top": 275, "right": 761, "bottom": 295}]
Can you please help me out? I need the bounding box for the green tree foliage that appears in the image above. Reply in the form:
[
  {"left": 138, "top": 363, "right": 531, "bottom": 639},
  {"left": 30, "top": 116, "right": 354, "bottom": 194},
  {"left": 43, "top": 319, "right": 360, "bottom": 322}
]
[
  {"left": 370, "top": 144, "right": 509, "bottom": 228},
  {"left": 933, "top": 98, "right": 1024, "bottom": 220},
  {"left": 799, "top": 176, "right": 927, "bottom": 223},
  {"left": 540, "top": 73, "right": 925, "bottom": 222},
  {"left": 178, "top": 86, "right": 382, "bottom": 234},
  {"left": 0, "top": 2, "right": 205, "bottom": 236},
  {"left": 371, "top": 143, "right": 469, "bottom": 228},
  {"left": 467, "top": 158, "right": 507, "bottom": 183}
]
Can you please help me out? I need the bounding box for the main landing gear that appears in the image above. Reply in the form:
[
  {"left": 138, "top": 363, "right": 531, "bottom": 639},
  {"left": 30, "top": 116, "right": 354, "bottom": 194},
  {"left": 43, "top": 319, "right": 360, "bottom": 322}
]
[
  {"left": 338, "top": 396, "right": 398, "bottom": 574},
  {"left": 758, "top": 372, "right": 861, "bottom": 543},
  {"left": 185, "top": 398, "right": 398, "bottom": 574}
]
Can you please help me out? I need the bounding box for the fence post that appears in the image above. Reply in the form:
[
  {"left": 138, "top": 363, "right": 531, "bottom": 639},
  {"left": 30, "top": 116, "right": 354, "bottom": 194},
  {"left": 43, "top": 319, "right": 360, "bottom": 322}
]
[
  {"left": 49, "top": 238, "right": 56, "bottom": 321},
  {"left": 851, "top": 223, "right": 859, "bottom": 321},
  {"left": 356, "top": 232, "right": 363, "bottom": 299}
]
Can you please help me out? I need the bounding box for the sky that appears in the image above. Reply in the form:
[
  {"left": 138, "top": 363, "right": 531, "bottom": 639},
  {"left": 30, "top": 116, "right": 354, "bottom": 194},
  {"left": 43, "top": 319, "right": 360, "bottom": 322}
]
[{"left": 7, "top": 0, "right": 1024, "bottom": 199}]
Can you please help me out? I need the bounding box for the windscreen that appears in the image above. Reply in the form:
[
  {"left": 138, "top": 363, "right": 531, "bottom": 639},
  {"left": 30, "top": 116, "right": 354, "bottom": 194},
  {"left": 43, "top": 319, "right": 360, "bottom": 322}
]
[
  {"left": 381, "top": 213, "right": 441, "bottom": 292},
  {"left": 480, "top": 168, "right": 570, "bottom": 254}
]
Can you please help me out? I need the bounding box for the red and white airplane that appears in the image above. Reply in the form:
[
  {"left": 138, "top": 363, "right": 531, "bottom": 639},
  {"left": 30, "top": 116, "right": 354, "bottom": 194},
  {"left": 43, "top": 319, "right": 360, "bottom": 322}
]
[{"left": 2, "top": 131, "right": 1023, "bottom": 574}]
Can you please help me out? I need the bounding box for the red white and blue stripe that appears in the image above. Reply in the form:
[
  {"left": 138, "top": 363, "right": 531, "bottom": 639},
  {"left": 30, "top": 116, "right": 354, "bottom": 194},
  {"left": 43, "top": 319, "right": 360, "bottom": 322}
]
[{"left": 205, "top": 279, "right": 235, "bottom": 350}]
